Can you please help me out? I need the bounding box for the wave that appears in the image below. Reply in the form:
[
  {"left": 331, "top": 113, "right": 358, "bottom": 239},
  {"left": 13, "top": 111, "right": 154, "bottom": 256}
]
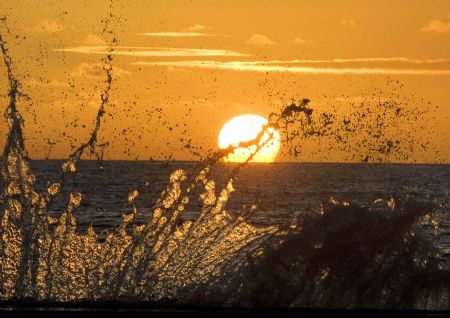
[{"left": 235, "top": 197, "right": 449, "bottom": 309}]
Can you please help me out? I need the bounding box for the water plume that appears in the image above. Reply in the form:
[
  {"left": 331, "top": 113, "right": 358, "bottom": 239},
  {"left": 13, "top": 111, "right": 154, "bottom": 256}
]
[
  {"left": 0, "top": 17, "right": 280, "bottom": 303},
  {"left": 236, "top": 197, "right": 449, "bottom": 309}
]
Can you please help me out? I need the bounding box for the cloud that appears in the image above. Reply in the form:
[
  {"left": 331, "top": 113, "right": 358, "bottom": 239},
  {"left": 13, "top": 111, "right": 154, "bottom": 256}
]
[
  {"left": 56, "top": 46, "right": 248, "bottom": 57},
  {"left": 245, "top": 34, "right": 276, "bottom": 46},
  {"left": 71, "top": 62, "right": 131, "bottom": 78},
  {"left": 183, "top": 24, "right": 210, "bottom": 31},
  {"left": 140, "top": 24, "right": 219, "bottom": 37},
  {"left": 134, "top": 60, "right": 450, "bottom": 76},
  {"left": 84, "top": 34, "right": 107, "bottom": 45},
  {"left": 293, "top": 38, "right": 312, "bottom": 45},
  {"left": 25, "top": 78, "right": 69, "bottom": 87},
  {"left": 422, "top": 19, "right": 450, "bottom": 33},
  {"left": 24, "top": 19, "right": 65, "bottom": 33},
  {"left": 243, "top": 57, "right": 450, "bottom": 64},
  {"left": 166, "top": 65, "right": 190, "bottom": 73},
  {"left": 340, "top": 19, "right": 356, "bottom": 28},
  {"left": 140, "top": 32, "right": 215, "bottom": 37}
]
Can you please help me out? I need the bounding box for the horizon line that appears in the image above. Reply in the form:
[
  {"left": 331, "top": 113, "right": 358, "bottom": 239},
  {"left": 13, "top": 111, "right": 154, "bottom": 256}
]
[{"left": 28, "top": 159, "right": 450, "bottom": 165}]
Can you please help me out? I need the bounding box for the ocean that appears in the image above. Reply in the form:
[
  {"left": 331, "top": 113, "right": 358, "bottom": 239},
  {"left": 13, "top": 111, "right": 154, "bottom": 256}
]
[{"left": 31, "top": 160, "right": 450, "bottom": 228}]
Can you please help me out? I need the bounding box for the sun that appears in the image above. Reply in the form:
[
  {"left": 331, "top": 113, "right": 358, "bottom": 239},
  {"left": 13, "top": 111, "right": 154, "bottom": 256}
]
[{"left": 218, "top": 114, "right": 281, "bottom": 162}]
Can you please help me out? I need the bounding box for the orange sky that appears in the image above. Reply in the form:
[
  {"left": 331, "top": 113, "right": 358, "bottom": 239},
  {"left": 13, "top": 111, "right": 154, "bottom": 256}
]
[{"left": 0, "top": 0, "right": 449, "bottom": 162}]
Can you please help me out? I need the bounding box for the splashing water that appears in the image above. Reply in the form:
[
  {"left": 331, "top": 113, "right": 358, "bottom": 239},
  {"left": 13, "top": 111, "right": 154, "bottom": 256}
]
[
  {"left": 0, "top": 24, "right": 282, "bottom": 303},
  {"left": 0, "top": 15, "right": 449, "bottom": 310}
]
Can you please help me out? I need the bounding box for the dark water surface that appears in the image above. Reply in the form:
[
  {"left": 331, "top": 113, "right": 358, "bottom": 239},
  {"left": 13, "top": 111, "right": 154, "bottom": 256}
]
[{"left": 31, "top": 160, "right": 449, "bottom": 227}]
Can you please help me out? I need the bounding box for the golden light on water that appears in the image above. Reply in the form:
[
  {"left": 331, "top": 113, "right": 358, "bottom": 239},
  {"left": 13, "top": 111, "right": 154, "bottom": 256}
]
[{"left": 218, "top": 114, "right": 281, "bottom": 162}]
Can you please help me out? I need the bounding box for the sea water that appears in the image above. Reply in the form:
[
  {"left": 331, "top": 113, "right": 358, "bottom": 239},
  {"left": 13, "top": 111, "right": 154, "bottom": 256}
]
[{"left": 30, "top": 160, "right": 450, "bottom": 232}]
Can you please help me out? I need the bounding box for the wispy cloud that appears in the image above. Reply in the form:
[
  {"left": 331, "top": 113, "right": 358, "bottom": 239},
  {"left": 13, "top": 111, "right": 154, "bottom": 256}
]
[
  {"left": 140, "top": 24, "right": 220, "bottom": 37},
  {"left": 25, "top": 78, "right": 69, "bottom": 87},
  {"left": 245, "top": 34, "right": 276, "bottom": 46},
  {"left": 340, "top": 19, "right": 356, "bottom": 28},
  {"left": 237, "top": 57, "right": 450, "bottom": 64},
  {"left": 71, "top": 62, "right": 131, "bottom": 78},
  {"left": 140, "top": 32, "right": 215, "bottom": 37},
  {"left": 140, "top": 24, "right": 217, "bottom": 37},
  {"left": 422, "top": 19, "right": 450, "bottom": 33},
  {"left": 24, "top": 19, "right": 65, "bottom": 33},
  {"left": 55, "top": 46, "right": 248, "bottom": 57},
  {"left": 134, "top": 60, "right": 450, "bottom": 76},
  {"left": 293, "top": 38, "right": 312, "bottom": 45},
  {"left": 84, "top": 34, "right": 107, "bottom": 45},
  {"left": 183, "top": 24, "right": 210, "bottom": 31}
]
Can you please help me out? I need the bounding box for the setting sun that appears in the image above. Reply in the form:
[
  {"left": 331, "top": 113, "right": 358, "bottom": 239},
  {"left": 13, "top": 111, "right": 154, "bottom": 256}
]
[{"left": 218, "top": 114, "right": 281, "bottom": 162}]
